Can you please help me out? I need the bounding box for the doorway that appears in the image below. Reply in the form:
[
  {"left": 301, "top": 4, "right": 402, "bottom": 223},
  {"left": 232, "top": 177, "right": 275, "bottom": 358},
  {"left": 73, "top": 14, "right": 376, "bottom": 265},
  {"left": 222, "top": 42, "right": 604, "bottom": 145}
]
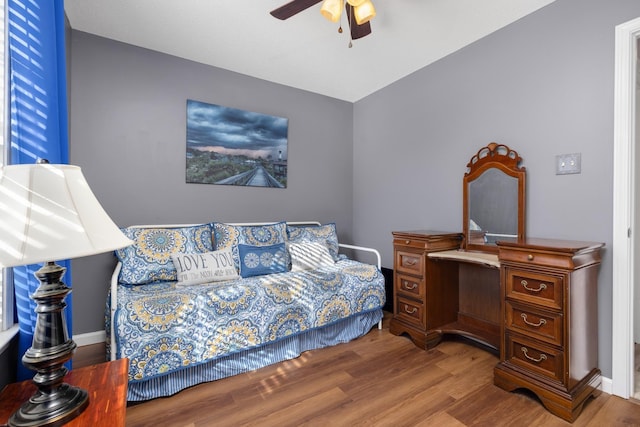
[{"left": 612, "top": 16, "right": 640, "bottom": 400}]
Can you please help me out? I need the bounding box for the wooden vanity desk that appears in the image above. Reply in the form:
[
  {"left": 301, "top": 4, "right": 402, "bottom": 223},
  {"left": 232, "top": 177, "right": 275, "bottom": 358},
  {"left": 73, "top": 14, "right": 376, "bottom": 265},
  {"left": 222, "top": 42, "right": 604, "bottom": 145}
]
[
  {"left": 390, "top": 233, "right": 603, "bottom": 422},
  {"left": 389, "top": 143, "right": 604, "bottom": 422}
]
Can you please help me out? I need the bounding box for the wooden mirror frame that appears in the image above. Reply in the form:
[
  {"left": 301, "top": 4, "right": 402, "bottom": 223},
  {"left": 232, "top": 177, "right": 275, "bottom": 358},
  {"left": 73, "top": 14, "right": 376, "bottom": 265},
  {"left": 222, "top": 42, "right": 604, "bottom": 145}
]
[{"left": 462, "top": 142, "right": 526, "bottom": 253}]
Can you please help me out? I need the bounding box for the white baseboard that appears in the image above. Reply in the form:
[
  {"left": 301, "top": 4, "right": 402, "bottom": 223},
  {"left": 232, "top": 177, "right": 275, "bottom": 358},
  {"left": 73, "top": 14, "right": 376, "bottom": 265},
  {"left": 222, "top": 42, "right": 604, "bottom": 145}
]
[
  {"left": 601, "top": 376, "right": 612, "bottom": 395},
  {"left": 74, "top": 330, "right": 106, "bottom": 347}
]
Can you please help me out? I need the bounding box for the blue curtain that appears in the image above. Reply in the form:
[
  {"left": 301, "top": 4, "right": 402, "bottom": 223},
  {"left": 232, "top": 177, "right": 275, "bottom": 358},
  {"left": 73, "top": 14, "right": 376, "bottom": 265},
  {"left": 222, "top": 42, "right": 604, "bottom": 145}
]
[{"left": 8, "top": 0, "right": 72, "bottom": 380}]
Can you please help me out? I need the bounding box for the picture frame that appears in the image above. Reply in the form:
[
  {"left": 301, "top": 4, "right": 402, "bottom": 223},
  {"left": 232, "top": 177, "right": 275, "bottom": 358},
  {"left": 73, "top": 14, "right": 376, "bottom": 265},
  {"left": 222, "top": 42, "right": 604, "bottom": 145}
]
[{"left": 186, "top": 99, "right": 288, "bottom": 188}]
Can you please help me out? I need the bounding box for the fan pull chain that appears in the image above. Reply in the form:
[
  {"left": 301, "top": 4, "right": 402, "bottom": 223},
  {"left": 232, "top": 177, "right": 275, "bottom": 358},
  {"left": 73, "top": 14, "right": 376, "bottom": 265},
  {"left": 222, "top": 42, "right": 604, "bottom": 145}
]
[{"left": 335, "top": 5, "right": 353, "bottom": 48}]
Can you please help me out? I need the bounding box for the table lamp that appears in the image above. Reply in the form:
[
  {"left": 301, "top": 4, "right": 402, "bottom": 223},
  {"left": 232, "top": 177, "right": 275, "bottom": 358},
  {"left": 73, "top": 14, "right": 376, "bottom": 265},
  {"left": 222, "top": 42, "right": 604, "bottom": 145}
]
[{"left": 0, "top": 161, "right": 133, "bottom": 427}]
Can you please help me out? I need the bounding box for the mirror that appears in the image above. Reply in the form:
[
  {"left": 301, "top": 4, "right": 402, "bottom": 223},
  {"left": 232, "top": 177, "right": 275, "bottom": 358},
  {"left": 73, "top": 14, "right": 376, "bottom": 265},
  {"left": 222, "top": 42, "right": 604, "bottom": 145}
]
[{"left": 463, "top": 143, "right": 526, "bottom": 253}]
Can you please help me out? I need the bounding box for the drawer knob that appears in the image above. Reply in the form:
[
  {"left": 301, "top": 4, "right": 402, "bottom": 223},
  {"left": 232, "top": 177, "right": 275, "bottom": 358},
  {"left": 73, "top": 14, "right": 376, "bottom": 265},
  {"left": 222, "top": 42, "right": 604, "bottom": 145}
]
[
  {"left": 404, "top": 304, "right": 417, "bottom": 314},
  {"left": 521, "top": 313, "right": 547, "bottom": 328},
  {"left": 405, "top": 240, "right": 410, "bottom": 245},
  {"left": 527, "top": 254, "right": 534, "bottom": 261},
  {"left": 404, "top": 258, "right": 418, "bottom": 266},
  {"left": 403, "top": 281, "right": 417, "bottom": 290},
  {"left": 521, "top": 279, "right": 547, "bottom": 293},
  {"left": 521, "top": 346, "right": 547, "bottom": 363}
]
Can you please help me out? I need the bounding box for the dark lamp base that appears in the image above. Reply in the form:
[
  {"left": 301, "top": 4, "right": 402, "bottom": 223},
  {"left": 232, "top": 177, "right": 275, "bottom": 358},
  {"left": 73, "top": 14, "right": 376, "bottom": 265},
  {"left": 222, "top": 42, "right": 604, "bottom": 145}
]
[
  {"left": 9, "top": 261, "right": 89, "bottom": 426},
  {"left": 9, "top": 384, "right": 88, "bottom": 427}
]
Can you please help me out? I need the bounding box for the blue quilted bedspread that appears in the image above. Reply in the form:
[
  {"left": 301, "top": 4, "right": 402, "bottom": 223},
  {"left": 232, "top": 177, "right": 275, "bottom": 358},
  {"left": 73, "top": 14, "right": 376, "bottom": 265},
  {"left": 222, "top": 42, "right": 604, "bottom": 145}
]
[{"left": 112, "top": 258, "right": 385, "bottom": 383}]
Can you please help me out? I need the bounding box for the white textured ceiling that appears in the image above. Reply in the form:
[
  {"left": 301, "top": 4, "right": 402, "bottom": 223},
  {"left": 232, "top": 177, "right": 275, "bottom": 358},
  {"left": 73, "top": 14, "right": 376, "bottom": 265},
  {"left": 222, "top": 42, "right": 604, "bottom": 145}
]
[{"left": 64, "top": 0, "right": 556, "bottom": 102}]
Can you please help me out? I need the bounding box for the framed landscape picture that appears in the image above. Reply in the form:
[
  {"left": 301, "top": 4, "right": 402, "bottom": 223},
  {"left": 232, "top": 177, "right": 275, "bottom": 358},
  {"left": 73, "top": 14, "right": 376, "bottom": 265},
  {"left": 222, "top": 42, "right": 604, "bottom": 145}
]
[{"left": 186, "top": 99, "right": 288, "bottom": 188}]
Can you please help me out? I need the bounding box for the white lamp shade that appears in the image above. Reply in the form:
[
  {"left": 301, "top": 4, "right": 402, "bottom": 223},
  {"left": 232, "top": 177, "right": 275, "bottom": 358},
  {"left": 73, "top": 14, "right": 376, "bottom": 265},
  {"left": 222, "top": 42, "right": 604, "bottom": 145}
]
[
  {"left": 0, "top": 164, "right": 133, "bottom": 267},
  {"left": 354, "top": 0, "right": 376, "bottom": 25},
  {"left": 320, "top": 0, "right": 343, "bottom": 22}
]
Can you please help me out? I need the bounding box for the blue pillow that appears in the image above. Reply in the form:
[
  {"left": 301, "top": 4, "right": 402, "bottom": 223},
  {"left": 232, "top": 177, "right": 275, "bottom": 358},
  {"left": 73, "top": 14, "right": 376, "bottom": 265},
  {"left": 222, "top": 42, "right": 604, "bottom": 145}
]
[{"left": 238, "top": 243, "right": 287, "bottom": 278}]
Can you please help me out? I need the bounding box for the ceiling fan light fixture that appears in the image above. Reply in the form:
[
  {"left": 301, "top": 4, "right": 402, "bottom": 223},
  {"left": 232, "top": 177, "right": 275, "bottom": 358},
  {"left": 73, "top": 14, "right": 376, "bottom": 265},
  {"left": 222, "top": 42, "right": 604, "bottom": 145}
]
[
  {"left": 346, "top": 0, "right": 366, "bottom": 6},
  {"left": 320, "top": 0, "right": 343, "bottom": 22},
  {"left": 354, "top": 0, "right": 376, "bottom": 25}
]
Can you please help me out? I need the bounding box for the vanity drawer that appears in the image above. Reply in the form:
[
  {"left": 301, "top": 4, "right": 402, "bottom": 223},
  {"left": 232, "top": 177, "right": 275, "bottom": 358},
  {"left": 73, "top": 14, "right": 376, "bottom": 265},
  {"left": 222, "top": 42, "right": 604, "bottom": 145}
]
[
  {"left": 505, "top": 268, "right": 563, "bottom": 310},
  {"left": 395, "top": 250, "right": 425, "bottom": 276},
  {"left": 395, "top": 273, "right": 425, "bottom": 300},
  {"left": 395, "top": 296, "right": 425, "bottom": 328},
  {"left": 505, "top": 333, "right": 565, "bottom": 385},
  {"left": 505, "top": 301, "right": 563, "bottom": 346}
]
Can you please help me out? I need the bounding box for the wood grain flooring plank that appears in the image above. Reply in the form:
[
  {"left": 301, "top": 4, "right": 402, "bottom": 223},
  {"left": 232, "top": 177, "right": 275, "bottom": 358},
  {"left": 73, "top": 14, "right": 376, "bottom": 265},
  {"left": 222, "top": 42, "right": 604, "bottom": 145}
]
[
  {"left": 446, "top": 384, "right": 542, "bottom": 426},
  {"left": 432, "top": 354, "right": 499, "bottom": 400}
]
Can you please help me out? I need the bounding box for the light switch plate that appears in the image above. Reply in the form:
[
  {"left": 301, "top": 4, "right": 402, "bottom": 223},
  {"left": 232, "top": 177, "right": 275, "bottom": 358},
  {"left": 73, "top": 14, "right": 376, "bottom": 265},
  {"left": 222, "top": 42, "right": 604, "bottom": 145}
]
[{"left": 556, "top": 153, "right": 581, "bottom": 175}]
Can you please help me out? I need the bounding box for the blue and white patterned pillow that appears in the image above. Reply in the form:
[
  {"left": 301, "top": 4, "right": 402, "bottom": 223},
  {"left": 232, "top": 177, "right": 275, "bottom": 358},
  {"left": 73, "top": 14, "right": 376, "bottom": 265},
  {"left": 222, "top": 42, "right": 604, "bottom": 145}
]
[
  {"left": 287, "top": 223, "right": 339, "bottom": 261},
  {"left": 238, "top": 243, "right": 287, "bottom": 278},
  {"left": 213, "top": 222, "right": 288, "bottom": 270},
  {"left": 116, "top": 224, "right": 214, "bottom": 285}
]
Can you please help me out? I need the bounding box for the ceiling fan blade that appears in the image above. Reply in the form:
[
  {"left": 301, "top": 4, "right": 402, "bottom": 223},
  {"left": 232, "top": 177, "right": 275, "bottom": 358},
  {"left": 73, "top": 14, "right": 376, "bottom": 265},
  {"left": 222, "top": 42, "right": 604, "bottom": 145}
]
[
  {"left": 270, "top": 0, "right": 322, "bottom": 20},
  {"left": 345, "top": 4, "right": 372, "bottom": 40}
]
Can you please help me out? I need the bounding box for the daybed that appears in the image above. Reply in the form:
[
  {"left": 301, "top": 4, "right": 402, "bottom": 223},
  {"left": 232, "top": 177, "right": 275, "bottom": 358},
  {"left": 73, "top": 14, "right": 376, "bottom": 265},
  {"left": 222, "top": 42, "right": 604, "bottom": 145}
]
[{"left": 107, "top": 221, "right": 385, "bottom": 401}]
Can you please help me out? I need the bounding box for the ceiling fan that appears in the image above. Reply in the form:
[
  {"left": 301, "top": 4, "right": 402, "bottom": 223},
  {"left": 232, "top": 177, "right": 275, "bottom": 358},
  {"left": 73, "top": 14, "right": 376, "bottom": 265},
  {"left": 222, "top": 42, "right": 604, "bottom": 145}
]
[{"left": 270, "top": 0, "right": 376, "bottom": 41}]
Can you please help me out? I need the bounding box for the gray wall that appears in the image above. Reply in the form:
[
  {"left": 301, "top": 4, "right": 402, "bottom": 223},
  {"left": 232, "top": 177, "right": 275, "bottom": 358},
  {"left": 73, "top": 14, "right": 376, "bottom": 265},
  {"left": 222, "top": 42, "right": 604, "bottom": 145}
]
[
  {"left": 68, "top": 32, "right": 354, "bottom": 336},
  {"left": 352, "top": 0, "right": 640, "bottom": 379}
]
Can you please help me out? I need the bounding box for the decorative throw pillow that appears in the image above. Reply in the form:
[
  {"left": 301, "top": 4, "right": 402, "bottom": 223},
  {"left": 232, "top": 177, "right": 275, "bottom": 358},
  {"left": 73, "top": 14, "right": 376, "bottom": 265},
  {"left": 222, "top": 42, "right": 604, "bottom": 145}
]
[
  {"left": 287, "top": 241, "right": 335, "bottom": 272},
  {"left": 116, "top": 224, "right": 213, "bottom": 285},
  {"left": 287, "top": 223, "right": 339, "bottom": 261},
  {"left": 238, "top": 243, "right": 288, "bottom": 278},
  {"left": 213, "top": 222, "right": 288, "bottom": 269},
  {"left": 171, "top": 248, "right": 239, "bottom": 286}
]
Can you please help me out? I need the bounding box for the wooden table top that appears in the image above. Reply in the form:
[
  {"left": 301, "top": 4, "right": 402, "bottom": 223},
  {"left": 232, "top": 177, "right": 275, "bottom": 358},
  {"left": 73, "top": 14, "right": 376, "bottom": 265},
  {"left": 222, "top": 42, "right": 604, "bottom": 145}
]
[{"left": 0, "top": 358, "right": 128, "bottom": 427}]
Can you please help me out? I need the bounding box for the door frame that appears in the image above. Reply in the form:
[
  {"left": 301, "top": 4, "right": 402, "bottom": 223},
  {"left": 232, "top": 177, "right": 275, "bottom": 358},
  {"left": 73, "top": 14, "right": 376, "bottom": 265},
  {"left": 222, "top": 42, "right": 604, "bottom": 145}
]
[{"left": 612, "top": 16, "right": 640, "bottom": 399}]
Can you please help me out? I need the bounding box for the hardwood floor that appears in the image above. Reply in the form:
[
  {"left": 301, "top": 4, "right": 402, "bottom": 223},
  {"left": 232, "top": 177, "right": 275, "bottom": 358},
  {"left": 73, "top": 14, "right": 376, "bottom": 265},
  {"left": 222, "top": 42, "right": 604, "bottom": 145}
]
[{"left": 74, "top": 313, "right": 640, "bottom": 426}]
